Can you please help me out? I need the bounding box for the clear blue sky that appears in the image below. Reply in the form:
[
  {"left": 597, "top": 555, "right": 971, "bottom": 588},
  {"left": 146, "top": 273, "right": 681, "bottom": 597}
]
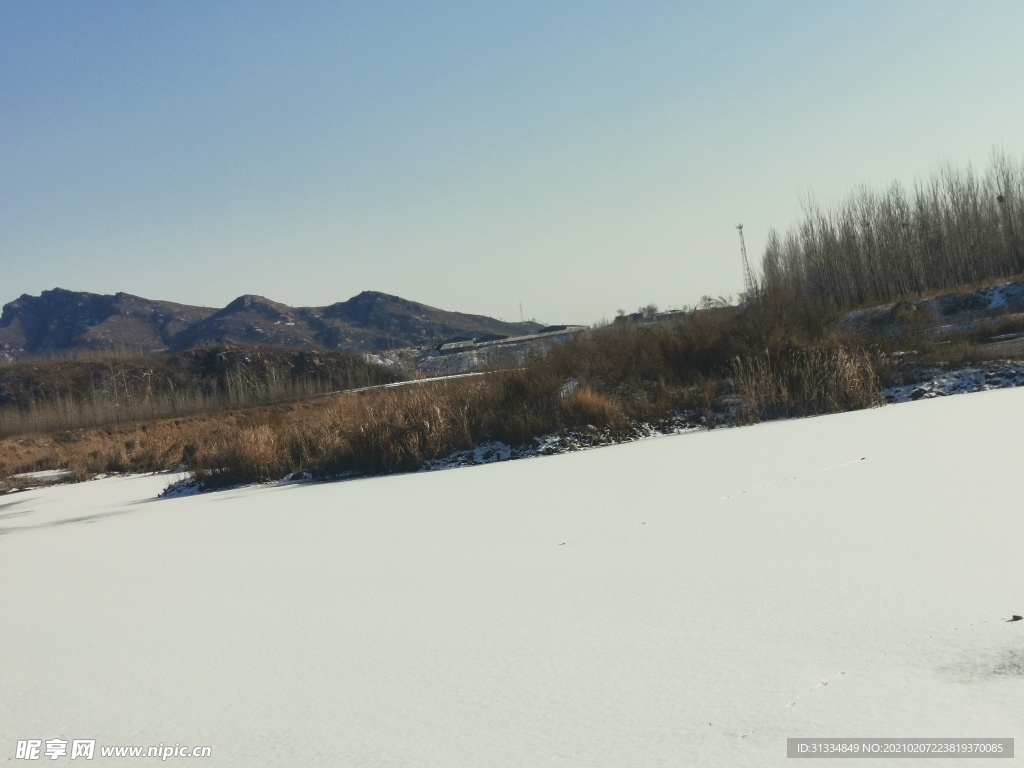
[{"left": 2, "top": 1, "right": 1022, "bottom": 324}]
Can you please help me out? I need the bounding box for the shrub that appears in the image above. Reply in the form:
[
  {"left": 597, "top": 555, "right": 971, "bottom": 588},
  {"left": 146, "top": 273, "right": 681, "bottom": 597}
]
[{"left": 731, "top": 346, "right": 882, "bottom": 424}]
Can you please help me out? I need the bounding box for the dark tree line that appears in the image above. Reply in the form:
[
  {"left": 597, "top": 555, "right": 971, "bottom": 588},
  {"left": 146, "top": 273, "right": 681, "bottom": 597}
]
[{"left": 760, "top": 150, "right": 1024, "bottom": 307}]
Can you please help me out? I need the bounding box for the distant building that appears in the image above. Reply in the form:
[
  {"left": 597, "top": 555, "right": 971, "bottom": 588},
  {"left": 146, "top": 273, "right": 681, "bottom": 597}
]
[{"left": 438, "top": 326, "right": 586, "bottom": 355}]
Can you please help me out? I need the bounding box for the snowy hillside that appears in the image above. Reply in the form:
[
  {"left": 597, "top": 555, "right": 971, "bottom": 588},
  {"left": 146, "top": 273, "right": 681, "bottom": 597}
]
[
  {"left": 2, "top": 389, "right": 1023, "bottom": 766},
  {"left": 836, "top": 279, "right": 1024, "bottom": 340}
]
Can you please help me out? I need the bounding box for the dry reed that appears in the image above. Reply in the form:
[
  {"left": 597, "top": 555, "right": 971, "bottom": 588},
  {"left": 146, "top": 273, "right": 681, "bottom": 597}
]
[{"left": 730, "top": 346, "right": 882, "bottom": 424}]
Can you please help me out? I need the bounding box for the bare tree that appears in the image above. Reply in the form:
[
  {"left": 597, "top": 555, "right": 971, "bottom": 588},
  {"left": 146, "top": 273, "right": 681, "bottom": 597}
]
[{"left": 759, "top": 150, "right": 1024, "bottom": 307}]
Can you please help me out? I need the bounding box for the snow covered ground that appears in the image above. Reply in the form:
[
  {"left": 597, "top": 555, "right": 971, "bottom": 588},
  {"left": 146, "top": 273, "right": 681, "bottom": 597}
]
[
  {"left": 2, "top": 389, "right": 1023, "bottom": 766},
  {"left": 885, "top": 360, "right": 1024, "bottom": 403}
]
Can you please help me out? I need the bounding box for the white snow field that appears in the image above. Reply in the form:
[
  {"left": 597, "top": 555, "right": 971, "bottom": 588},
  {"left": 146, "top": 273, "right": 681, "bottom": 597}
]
[{"left": 2, "top": 389, "right": 1023, "bottom": 766}]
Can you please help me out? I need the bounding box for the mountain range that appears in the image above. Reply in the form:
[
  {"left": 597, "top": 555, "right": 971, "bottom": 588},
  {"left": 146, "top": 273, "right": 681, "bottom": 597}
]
[{"left": 0, "top": 288, "right": 543, "bottom": 360}]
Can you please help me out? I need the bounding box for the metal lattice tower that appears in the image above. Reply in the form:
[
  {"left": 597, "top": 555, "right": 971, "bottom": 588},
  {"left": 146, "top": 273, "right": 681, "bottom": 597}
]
[{"left": 736, "top": 223, "right": 755, "bottom": 296}]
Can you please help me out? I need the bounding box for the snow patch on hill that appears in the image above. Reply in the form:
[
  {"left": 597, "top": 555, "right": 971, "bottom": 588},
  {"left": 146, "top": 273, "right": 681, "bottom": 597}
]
[
  {"left": 885, "top": 361, "right": 1024, "bottom": 402},
  {"left": 837, "top": 279, "right": 1024, "bottom": 337}
]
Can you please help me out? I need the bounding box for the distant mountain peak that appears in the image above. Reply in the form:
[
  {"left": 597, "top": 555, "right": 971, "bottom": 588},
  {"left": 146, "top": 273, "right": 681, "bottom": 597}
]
[
  {"left": 351, "top": 290, "right": 393, "bottom": 300},
  {"left": 217, "top": 294, "right": 294, "bottom": 319}
]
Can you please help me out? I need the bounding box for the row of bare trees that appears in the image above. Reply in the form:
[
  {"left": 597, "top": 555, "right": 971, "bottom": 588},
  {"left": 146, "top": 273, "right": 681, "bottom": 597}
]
[{"left": 760, "top": 149, "right": 1024, "bottom": 308}]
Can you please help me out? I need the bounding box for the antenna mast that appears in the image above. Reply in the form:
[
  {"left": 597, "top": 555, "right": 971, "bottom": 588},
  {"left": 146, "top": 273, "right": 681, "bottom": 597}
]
[{"left": 736, "top": 223, "right": 755, "bottom": 296}]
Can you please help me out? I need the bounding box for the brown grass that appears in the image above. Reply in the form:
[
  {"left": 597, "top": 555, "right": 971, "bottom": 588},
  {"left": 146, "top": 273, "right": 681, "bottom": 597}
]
[
  {"left": 730, "top": 346, "right": 883, "bottom": 424},
  {"left": 145, "top": 316, "right": 885, "bottom": 488},
  {"left": 186, "top": 371, "right": 639, "bottom": 486},
  {"left": 0, "top": 297, "right": 890, "bottom": 492}
]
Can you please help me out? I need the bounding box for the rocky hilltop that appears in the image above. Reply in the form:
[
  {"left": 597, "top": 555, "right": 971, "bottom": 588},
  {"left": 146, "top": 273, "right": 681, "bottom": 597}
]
[{"left": 0, "top": 288, "right": 542, "bottom": 360}]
